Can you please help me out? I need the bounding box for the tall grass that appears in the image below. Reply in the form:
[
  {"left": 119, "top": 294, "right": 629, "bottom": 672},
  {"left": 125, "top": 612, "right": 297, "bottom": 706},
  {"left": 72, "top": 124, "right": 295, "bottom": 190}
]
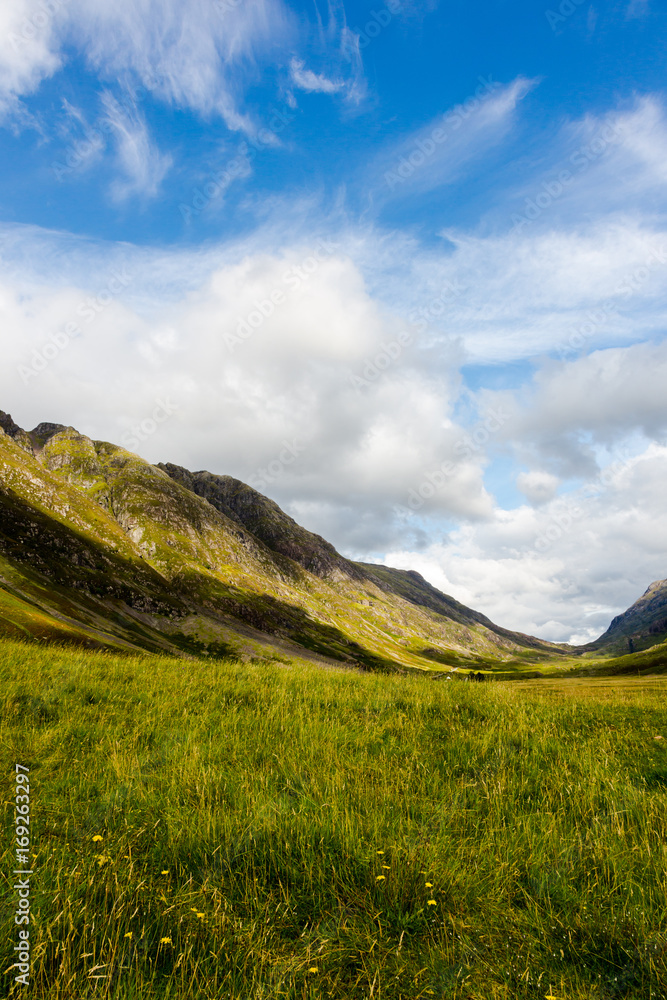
[{"left": 0, "top": 639, "right": 665, "bottom": 998}]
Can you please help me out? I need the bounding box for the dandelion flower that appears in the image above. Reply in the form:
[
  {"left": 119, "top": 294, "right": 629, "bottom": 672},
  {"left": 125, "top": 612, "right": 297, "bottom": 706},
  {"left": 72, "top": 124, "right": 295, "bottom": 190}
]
[
  {"left": 160, "top": 937, "right": 172, "bottom": 945},
  {"left": 376, "top": 850, "right": 384, "bottom": 855},
  {"left": 308, "top": 967, "right": 318, "bottom": 974},
  {"left": 376, "top": 875, "right": 386, "bottom": 881},
  {"left": 425, "top": 882, "right": 433, "bottom": 888},
  {"left": 124, "top": 932, "right": 133, "bottom": 939},
  {"left": 92, "top": 834, "right": 103, "bottom": 842},
  {"left": 161, "top": 870, "right": 169, "bottom": 874},
  {"left": 196, "top": 912, "right": 205, "bottom": 919},
  {"left": 427, "top": 899, "right": 437, "bottom": 906},
  {"left": 382, "top": 865, "right": 391, "bottom": 869}
]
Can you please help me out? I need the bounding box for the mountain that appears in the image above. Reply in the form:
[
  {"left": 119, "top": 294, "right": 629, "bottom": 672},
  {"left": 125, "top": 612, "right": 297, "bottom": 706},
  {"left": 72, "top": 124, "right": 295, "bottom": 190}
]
[
  {"left": 0, "top": 410, "right": 569, "bottom": 673},
  {"left": 581, "top": 578, "right": 667, "bottom": 656}
]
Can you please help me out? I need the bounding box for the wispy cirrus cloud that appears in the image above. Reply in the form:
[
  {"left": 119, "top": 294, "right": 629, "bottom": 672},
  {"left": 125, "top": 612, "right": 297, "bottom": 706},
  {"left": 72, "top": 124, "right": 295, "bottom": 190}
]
[
  {"left": 99, "top": 91, "right": 172, "bottom": 200},
  {"left": 289, "top": 58, "right": 343, "bottom": 95},
  {"left": 0, "top": 0, "right": 65, "bottom": 122},
  {"left": 368, "top": 76, "right": 537, "bottom": 202},
  {"left": 0, "top": 0, "right": 295, "bottom": 134}
]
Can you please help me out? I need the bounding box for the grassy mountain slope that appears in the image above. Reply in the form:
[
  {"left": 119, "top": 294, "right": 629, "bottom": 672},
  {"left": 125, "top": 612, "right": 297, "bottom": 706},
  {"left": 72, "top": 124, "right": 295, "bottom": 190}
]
[{"left": 0, "top": 411, "right": 567, "bottom": 672}]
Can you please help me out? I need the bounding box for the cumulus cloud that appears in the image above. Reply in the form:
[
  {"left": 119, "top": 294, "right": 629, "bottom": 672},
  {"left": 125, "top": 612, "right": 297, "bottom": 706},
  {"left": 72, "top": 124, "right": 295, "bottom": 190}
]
[
  {"left": 382, "top": 444, "right": 667, "bottom": 643},
  {"left": 516, "top": 470, "right": 559, "bottom": 505}
]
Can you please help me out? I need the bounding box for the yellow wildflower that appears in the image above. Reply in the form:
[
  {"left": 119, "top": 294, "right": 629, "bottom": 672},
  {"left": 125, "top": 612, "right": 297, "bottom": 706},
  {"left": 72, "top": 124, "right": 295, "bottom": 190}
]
[
  {"left": 161, "top": 870, "right": 169, "bottom": 874},
  {"left": 376, "top": 850, "right": 384, "bottom": 855},
  {"left": 375, "top": 875, "right": 386, "bottom": 881},
  {"left": 308, "top": 967, "right": 318, "bottom": 974},
  {"left": 92, "top": 834, "right": 103, "bottom": 842},
  {"left": 160, "top": 937, "right": 172, "bottom": 945},
  {"left": 427, "top": 899, "right": 437, "bottom": 906},
  {"left": 124, "top": 932, "right": 133, "bottom": 939},
  {"left": 425, "top": 882, "right": 433, "bottom": 888}
]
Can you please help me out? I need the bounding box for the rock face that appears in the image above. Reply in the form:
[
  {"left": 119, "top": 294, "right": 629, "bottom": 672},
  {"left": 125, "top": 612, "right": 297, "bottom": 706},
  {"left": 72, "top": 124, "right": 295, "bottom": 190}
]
[
  {"left": 157, "top": 464, "right": 363, "bottom": 582},
  {"left": 0, "top": 410, "right": 569, "bottom": 669}
]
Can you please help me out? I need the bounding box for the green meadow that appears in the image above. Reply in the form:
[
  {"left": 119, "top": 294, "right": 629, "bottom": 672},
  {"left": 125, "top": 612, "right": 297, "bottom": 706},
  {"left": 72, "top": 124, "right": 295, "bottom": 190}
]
[{"left": 1, "top": 639, "right": 666, "bottom": 999}]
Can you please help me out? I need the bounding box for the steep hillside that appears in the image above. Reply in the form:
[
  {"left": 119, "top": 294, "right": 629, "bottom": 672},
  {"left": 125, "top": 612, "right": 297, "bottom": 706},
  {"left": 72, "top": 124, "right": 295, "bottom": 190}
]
[
  {"left": 0, "top": 410, "right": 565, "bottom": 672},
  {"left": 581, "top": 579, "right": 667, "bottom": 657}
]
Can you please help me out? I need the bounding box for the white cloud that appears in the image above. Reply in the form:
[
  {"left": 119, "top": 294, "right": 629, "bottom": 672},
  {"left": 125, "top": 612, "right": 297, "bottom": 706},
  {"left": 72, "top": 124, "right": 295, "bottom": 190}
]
[
  {"left": 0, "top": 0, "right": 64, "bottom": 121},
  {"left": 372, "top": 76, "right": 536, "bottom": 200},
  {"left": 67, "top": 0, "right": 293, "bottom": 131},
  {"left": 289, "top": 58, "right": 343, "bottom": 95},
  {"left": 0, "top": 0, "right": 294, "bottom": 133},
  {"left": 382, "top": 443, "right": 667, "bottom": 643},
  {"left": 503, "top": 97, "right": 667, "bottom": 232},
  {"left": 516, "top": 470, "right": 559, "bottom": 505},
  {"left": 99, "top": 91, "right": 172, "bottom": 199}
]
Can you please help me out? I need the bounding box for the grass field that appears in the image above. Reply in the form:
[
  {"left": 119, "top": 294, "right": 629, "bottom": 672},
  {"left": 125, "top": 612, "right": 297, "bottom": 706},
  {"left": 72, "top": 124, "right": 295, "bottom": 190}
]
[{"left": 1, "top": 639, "right": 666, "bottom": 999}]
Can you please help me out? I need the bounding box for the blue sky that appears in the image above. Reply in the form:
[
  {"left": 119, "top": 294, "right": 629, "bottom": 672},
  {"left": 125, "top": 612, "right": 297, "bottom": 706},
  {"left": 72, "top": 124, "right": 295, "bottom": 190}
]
[{"left": 1, "top": 0, "right": 666, "bottom": 642}]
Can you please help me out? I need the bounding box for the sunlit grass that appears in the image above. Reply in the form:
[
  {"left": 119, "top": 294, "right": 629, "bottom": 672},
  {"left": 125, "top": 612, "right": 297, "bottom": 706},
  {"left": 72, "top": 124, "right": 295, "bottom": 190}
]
[{"left": 0, "top": 638, "right": 666, "bottom": 998}]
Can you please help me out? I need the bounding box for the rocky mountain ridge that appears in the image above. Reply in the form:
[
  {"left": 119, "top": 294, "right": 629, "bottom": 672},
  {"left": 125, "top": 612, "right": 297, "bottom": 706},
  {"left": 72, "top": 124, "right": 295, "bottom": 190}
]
[{"left": 0, "top": 410, "right": 662, "bottom": 671}]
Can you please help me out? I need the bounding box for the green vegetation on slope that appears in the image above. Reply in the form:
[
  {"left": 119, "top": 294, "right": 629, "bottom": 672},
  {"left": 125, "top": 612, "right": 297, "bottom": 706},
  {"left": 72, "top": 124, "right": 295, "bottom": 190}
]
[
  {"left": 1, "top": 639, "right": 665, "bottom": 999},
  {"left": 0, "top": 416, "right": 568, "bottom": 671},
  {"left": 569, "top": 640, "right": 667, "bottom": 677}
]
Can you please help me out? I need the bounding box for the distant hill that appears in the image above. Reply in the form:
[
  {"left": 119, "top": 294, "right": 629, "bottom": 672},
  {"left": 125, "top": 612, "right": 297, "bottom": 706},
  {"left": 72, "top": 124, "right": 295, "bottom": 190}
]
[
  {"left": 0, "top": 410, "right": 564, "bottom": 673},
  {"left": 581, "top": 578, "right": 667, "bottom": 657}
]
